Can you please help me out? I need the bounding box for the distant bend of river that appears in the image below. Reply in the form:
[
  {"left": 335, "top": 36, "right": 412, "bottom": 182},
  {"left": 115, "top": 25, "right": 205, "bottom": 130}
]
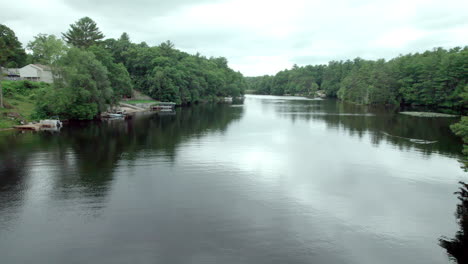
[{"left": 0, "top": 95, "right": 465, "bottom": 264}]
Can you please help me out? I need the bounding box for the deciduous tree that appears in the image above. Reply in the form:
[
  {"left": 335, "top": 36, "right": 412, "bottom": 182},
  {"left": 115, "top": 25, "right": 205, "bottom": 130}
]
[
  {"left": 0, "top": 24, "right": 27, "bottom": 108},
  {"left": 37, "top": 48, "right": 112, "bottom": 119},
  {"left": 27, "top": 34, "right": 68, "bottom": 65}
]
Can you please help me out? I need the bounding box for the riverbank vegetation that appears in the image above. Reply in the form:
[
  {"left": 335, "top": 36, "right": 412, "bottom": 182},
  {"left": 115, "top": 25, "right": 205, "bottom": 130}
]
[
  {"left": 0, "top": 17, "right": 246, "bottom": 122},
  {"left": 246, "top": 47, "right": 468, "bottom": 166},
  {"left": 0, "top": 80, "right": 50, "bottom": 128},
  {"left": 105, "top": 37, "right": 246, "bottom": 104},
  {"left": 451, "top": 116, "right": 468, "bottom": 169},
  {"left": 125, "top": 100, "right": 159, "bottom": 105},
  {"left": 247, "top": 47, "right": 467, "bottom": 110},
  {"left": 439, "top": 181, "right": 468, "bottom": 264}
]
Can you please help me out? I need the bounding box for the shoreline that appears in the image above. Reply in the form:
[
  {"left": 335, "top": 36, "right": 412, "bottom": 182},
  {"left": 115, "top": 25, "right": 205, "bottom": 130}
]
[
  {"left": 1, "top": 96, "right": 245, "bottom": 131},
  {"left": 399, "top": 111, "right": 459, "bottom": 118}
]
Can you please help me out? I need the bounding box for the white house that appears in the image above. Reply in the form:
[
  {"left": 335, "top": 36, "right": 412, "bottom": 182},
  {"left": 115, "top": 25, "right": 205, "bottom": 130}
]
[{"left": 18, "top": 64, "right": 54, "bottom": 83}]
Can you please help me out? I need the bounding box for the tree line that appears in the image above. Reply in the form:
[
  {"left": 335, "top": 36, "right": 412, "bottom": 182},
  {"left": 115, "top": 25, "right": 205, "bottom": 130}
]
[
  {"left": 0, "top": 17, "right": 246, "bottom": 120},
  {"left": 247, "top": 47, "right": 467, "bottom": 109},
  {"left": 247, "top": 47, "right": 468, "bottom": 173}
]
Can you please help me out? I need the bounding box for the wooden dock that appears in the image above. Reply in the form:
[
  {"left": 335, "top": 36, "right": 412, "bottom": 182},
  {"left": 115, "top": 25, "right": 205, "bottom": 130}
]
[
  {"left": 14, "top": 121, "right": 61, "bottom": 131},
  {"left": 151, "top": 102, "right": 176, "bottom": 112},
  {"left": 14, "top": 124, "right": 42, "bottom": 131}
]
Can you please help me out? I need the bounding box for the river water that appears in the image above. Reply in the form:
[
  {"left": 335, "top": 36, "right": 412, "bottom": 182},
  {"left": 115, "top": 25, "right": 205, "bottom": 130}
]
[{"left": 0, "top": 95, "right": 465, "bottom": 264}]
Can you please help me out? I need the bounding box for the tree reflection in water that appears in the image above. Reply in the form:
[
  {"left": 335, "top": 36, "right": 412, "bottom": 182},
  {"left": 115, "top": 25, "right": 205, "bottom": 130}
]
[
  {"left": 270, "top": 98, "right": 462, "bottom": 157},
  {"left": 0, "top": 103, "right": 245, "bottom": 208},
  {"left": 440, "top": 182, "right": 468, "bottom": 264}
]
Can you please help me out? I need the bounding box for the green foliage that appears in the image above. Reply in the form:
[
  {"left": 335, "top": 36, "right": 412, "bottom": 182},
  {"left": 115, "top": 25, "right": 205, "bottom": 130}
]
[
  {"left": 118, "top": 39, "right": 246, "bottom": 104},
  {"left": 249, "top": 47, "right": 467, "bottom": 109},
  {"left": 125, "top": 100, "right": 157, "bottom": 104},
  {"left": 448, "top": 84, "right": 468, "bottom": 170},
  {"left": 0, "top": 24, "right": 27, "bottom": 67},
  {"left": 67, "top": 103, "right": 98, "bottom": 120},
  {"left": 1, "top": 80, "right": 50, "bottom": 97},
  {"left": 0, "top": 80, "right": 45, "bottom": 125},
  {"left": 321, "top": 60, "right": 354, "bottom": 97},
  {"left": 36, "top": 48, "right": 113, "bottom": 120},
  {"left": 337, "top": 59, "right": 398, "bottom": 105},
  {"left": 27, "top": 34, "right": 68, "bottom": 65},
  {"left": 0, "top": 118, "right": 16, "bottom": 129},
  {"left": 247, "top": 64, "right": 325, "bottom": 97},
  {"left": 451, "top": 116, "right": 468, "bottom": 168},
  {"left": 245, "top": 75, "right": 273, "bottom": 95},
  {"left": 2, "top": 17, "right": 246, "bottom": 121},
  {"left": 103, "top": 33, "right": 132, "bottom": 64},
  {"left": 439, "top": 182, "right": 468, "bottom": 264},
  {"left": 62, "top": 17, "right": 104, "bottom": 48},
  {"left": 88, "top": 45, "right": 133, "bottom": 99}
]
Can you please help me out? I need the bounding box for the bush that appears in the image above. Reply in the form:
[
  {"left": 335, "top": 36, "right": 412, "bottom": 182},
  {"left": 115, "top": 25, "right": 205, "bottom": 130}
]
[
  {"left": 1, "top": 80, "right": 51, "bottom": 97},
  {"left": 34, "top": 48, "right": 113, "bottom": 120}
]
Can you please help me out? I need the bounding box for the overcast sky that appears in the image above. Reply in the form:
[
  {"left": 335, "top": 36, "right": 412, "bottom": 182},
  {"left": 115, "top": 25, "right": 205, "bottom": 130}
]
[{"left": 1, "top": 0, "right": 467, "bottom": 76}]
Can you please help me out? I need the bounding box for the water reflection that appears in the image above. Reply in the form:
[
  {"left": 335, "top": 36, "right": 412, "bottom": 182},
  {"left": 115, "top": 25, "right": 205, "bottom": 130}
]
[
  {"left": 0, "top": 104, "right": 244, "bottom": 223},
  {"left": 0, "top": 96, "right": 464, "bottom": 264},
  {"left": 440, "top": 182, "right": 468, "bottom": 264},
  {"left": 0, "top": 136, "right": 30, "bottom": 228},
  {"left": 257, "top": 96, "right": 462, "bottom": 157}
]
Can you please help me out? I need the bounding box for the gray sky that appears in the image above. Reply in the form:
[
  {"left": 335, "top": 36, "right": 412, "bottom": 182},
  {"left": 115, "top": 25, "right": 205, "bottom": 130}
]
[{"left": 1, "top": 0, "right": 467, "bottom": 76}]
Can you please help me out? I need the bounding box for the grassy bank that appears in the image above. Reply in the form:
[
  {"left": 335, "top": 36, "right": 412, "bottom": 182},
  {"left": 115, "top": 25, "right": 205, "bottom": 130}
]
[
  {"left": 0, "top": 95, "right": 36, "bottom": 128},
  {"left": 124, "top": 99, "right": 158, "bottom": 105},
  {"left": 0, "top": 80, "right": 49, "bottom": 129}
]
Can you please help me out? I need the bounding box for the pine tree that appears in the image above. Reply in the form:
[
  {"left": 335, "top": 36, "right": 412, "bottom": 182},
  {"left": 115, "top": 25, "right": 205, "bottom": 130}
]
[{"left": 62, "top": 17, "right": 104, "bottom": 48}]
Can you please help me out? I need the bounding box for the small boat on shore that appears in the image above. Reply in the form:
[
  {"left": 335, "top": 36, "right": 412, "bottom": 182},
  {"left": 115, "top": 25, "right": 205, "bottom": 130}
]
[
  {"left": 151, "top": 102, "right": 176, "bottom": 112},
  {"left": 107, "top": 113, "right": 125, "bottom": 118},
  {"left": 40, "top": 119, "right": 63, "bottom": 128},
  {"left": 101, "top": 109, "right": 127, "bottom": 119}
]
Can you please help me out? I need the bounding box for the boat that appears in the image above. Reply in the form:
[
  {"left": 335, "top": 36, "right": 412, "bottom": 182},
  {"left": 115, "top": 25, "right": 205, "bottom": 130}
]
[
  {"left": 101, "top": 112, "right": 126, "bottom": 119},
  {"left": 152, "top": 102, "right": 176, "bottom": 112},
  {"left": 107, "top": 113, "right": 125, "bottom": 118},
  {"left": 39, "top": 118, "right": 62, "bottom": 128},
  {"left": 14, "top": 117, "right": 63, "bottom": 132}
]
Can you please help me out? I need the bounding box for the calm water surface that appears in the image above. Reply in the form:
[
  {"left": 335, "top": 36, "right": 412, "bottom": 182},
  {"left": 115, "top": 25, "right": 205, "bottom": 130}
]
[{"left": 0, "top": 95, "right": 465, "bottom": 263}]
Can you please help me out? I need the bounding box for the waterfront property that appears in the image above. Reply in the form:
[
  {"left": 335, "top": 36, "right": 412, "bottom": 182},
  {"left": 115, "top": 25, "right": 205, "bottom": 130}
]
[
  {"left": 19, "top": 64, "right": 53, "bottom": 83},
  {"left": 1, "top": 64, "right": 53, "bottom": 83}
]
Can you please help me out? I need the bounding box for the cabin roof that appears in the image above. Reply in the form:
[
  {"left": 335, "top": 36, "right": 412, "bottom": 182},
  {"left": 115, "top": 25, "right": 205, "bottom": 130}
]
[{"left": 32, "top": 64, "right": 52, "bottom": 71}]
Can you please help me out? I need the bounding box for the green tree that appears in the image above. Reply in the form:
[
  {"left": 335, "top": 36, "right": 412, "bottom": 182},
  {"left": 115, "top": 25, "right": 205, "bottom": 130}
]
[
  {"left": 0, "top": 69, "right": 3, "bottom": 108},
  {"left": 451, "top": 116, "right": 468, "bottom": 170},
  {"left": 118, "top": 38, "right": 246, "bottom": 104},
  {"left": 249, "top": 46, "right": 466, "bottom": 109},
  {"left": 0, "top": 24, "right": 27, "bottom": 68},
  {"left": 37, "top": 48, "right": 112, "bottom": 120},
  {"left": 89, "top": 45, "right": 133, "bottom": 99},
  {"left": 27, "top": 34, "right": 68, "bottom": 65},
  {"left": 62, "top": 17, "right": 104, "bottom": 48},
  {"left": 0, "top": 24, "right": 27, "bottom": 108},
  {"left": 103, "top": 32, "right": 132, "bottom": 65}
]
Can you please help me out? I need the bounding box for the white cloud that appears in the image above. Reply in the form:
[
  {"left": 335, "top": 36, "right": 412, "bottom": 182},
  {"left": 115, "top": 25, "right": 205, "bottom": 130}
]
[
  {"left": 373, "top": 28, "right": 428, "bottom": 48},
  {"left": 1, "top": 0, "right": 467, "bottom": 76}
]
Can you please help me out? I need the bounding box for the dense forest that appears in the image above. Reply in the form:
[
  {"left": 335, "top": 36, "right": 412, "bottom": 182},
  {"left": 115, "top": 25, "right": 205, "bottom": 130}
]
[
  {"left": 0, "top": 17, "right": 246, "bottom": 120},
  {"left": 247, "top": 47, "right": 467, "bottom": 109}
]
